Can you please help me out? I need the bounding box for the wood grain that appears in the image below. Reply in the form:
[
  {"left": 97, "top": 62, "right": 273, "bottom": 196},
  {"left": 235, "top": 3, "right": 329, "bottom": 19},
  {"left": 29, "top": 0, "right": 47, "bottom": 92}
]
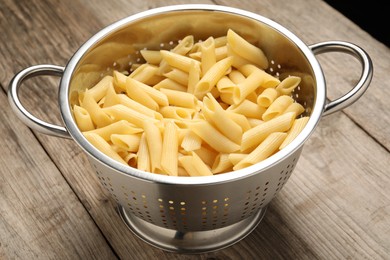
[{"left": 0, "top": 0, "right": 389, "bottom": 259}]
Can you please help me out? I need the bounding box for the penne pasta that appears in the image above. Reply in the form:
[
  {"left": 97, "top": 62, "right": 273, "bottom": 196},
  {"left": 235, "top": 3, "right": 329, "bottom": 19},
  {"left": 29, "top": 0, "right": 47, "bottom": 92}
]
[
  {"left": 193, "top": 56, "right": 233, "bottom": 98},
  {"left": 126, "top": 77, "right": 159, "bottom": 111},
  {"left": 159, "top": 88, "right": 199, "bottom": 109},
  {"left": 181, "top": 130, "right": 202, "bottom": 151},
  {"left": 227, "top": 29, "right": 268, "bottom": 69},
  {"left": 241, "top": 112, "right": 296, "bottom": 151},
  {"left": 159, "top": 106, "right": 195, "bottom": 120},
  {"left": 140, "top": 50, "right": 163, "bottom": 64},
  {"left": 202, "top": 94, "right": 242, "bottom": 144},
  {"left": 73, "top": 29, "right": 310, "bottom": 176},
  {"left": 73, "top": 105, "right": 95, "bottom": 131},
  {"left": 103, "top": 104, "right": 158, "bottom": 128},
  {"left": 279, "top": 116, "right": 309, "bottom": 149},
  {"left": 187, "top": 120, "right": 240, "bottom": 153},
  {"left": 83, "top": 132, "right": 127, "bottom": 165},
  {"left": 212, "top": 153, "right": 233, "bottom": 174},
  {"left": 163, "top": 69, "right": 189, "bottom": 86},
  {"left": 257, "top": 88, "right": 279, "bottom": 108},
  {"left": 153, "top": 78, "right": 187, "bottom": 92},
  {"left": 161, "top": 121, "right": 179, "bottom": 176},
  {"left": 137, "top": 132, "right": 150, "bottom": 172},
  {"left": 110, "top": 134, "right": 141, "bottom": 152},
  {"left": 84, "top": 120, "right": 142, "bottom": 141},
  {"left": 160, "top": 50, "right": 200, "bottom": 73},
  {"left": 86, "top": 75, "right": 113, "bottom": 102},
  {"left": 81, "top": 90, "right": 113, "bottom": 128},
  {"left": 262, "top": 95, "right": 294, "bottom": 121},
  {"left": 200, "top": 36, "right": 216, "bottom": 74},
  {"left": 143, "top": 120, "right": 163, "bottom": 172},
  {"left": 233, "top": 132, "right": 287, "bottom": 170},
  {"left": 276, "top": 76, "right": 301, "bottom": 95},
  {"left": 227, "top": 99, "right": 266, "bottom": 120}
]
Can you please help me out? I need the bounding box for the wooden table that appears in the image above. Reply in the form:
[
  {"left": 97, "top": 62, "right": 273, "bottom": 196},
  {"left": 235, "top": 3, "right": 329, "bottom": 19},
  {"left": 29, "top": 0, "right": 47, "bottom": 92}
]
[{"left": 1, "top": 0, "right": 389, "bottom": 259}]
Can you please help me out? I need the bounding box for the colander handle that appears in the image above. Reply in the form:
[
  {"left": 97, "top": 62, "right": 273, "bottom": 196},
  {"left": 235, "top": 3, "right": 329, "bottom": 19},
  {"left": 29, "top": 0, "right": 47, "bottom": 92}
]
[
  {"left": 309, "top": 41, "right": 373, "bottom": 116},
  {"left": 8, "top": 64, "right": 71, "bottom": 139}
]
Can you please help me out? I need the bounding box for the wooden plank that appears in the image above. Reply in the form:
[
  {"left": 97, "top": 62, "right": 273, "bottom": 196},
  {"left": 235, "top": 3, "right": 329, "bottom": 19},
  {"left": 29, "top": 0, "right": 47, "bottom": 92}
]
[{"left": 0, "top": 90, "right": 116, "bottom": 259}]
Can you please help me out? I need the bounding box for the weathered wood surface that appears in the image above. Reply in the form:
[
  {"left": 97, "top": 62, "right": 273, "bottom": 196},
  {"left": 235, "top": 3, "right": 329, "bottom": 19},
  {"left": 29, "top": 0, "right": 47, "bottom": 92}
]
[{"left": 0, "top": 0, "right": 389, "bottom": 259}]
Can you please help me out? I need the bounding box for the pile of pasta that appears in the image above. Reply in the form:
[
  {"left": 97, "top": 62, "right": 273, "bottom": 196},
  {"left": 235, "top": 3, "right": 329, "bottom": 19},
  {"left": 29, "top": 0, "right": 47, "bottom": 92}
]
[{"left": 73, "top": 29, "right": 309, "bottom": 176}]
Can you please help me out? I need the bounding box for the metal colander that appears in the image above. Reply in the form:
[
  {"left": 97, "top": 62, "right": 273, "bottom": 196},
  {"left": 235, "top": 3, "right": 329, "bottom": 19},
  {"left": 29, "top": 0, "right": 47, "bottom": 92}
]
[{"left": 8, "top": 4, "right": 372, "bottom": 254}]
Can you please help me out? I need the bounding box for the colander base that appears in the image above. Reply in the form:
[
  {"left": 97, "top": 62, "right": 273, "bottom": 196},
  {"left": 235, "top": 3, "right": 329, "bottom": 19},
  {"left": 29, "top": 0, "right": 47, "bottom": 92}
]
[{"left": 117, "top": 204, "right": 267, "bottom": 254}]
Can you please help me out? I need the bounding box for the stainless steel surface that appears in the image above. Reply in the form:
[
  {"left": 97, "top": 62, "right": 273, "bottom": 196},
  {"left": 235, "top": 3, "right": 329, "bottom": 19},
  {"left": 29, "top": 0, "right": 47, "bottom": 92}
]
[
  {"left": 7, "top": 64, "right": 70, "bottom": 139},
  {"left": 7, "top": 4, "right": 373, "bottom": 253},
  {"left": 118, "top": 204, "right": 267, "bottom": 253},
  {"left": 309, "top": 41, "right": 373, "bottom": 116}
]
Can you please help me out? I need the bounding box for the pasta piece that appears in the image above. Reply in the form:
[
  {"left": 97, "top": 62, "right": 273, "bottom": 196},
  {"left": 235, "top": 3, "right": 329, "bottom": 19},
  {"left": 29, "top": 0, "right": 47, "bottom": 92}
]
[
  {"left": 172, "top": 35, "right": 194, "bottom": 55},
  {"left": 84, "top": 120, "right": 143, "bottom": 141},
  {"left": 187, "top": 120, "right": 240, "bottom": 153},
  {"left": 81, "top": 90, "right": 113, "bottom": 128},
  {"left": 159, "top": 106, "right": 195, "bottom": 120},
  {"left": 194, "top": 145, "right": 218, "bottom": 167},
  {"left": 112, "top": 70, "right": 127, "bottom": 91},
  {"left": 83, "top": 132, "right": 127, "bottom": 165},
  {"left": 126, "top": 77, "right": 159, "bottom": 111},
  {"left": 153, "top": 78, "right": 187, "bottom": 92},
  {"left": 202, "top": 94, "right": 242, "bottom": 144},
  {"left": 193, "top": 56, "right": 233, "bottom": 98},
  {"left": 163, "top": 69, "right": 188, "bottom": 86},
  {"left": 143, "top": 121, "right": 163, "bottom": 172},
  {"left": 241, "top": 112, "right": 296, "bottom": 151},
  {"left": 159, "top": 88, "right": 198, "bottom": 109},
  {"left": 187, "top": 60, "right": 201, "bottom": 94},
  {"left": 190, "top": 45, "right": 228, "bottom": 62},
  {"left": 257, "top": 88, "right": 278, "bottom": 108},
  {"left": 137, "top": 133, "right": 150, "bottom": 172},
  {"left": 200, "top": 36, "right": 216, "bottom": 74},
  {"left": 181, "top": 130, "right": 202, "bottom": 151},
  {"left": 233, "top": 132, "right": 287, "bottom": 170},
  {"left": 73, "top": 105, "right": 94, "bottom": 131},
  {"left": 177, "top": 166, "right": 190, "bottom": 176},
  {"left": 161, "top": 121, "right": 179, "bottom": 176},
  {"left": 126, "top": 76, "right": 169, "bottom": 106},
  {"left": 247, "top": 118, "right": 264, "bottom": 128},
  {"left": 212, "top": 153, "right": 233, "bottom": 174},
  {"left": 103, "top": 104, "right": 158, "bottom": 128},
  {"left": 87, "top": 75, "right": 113, "bottom": 101},
  {"left": 118, "top": 94, "right": 163, "bottom": 119},
  {"left": 227, "top": 29, "right": 268, "bottom": 69},
  {"left": 140, "top": 50, "right": 163, "bottom": 64},
  {"left": 219, "top": 92, "right": 234, "bottom": 105},
  {"left": 124, "top": 153, "right": 138, "bottom": 168},
  {"left": 262, "top": 95, "right": 294, "bottom": 121},
  {"left": 227, "top": 100, "right": 266, "bottom": 120},
  {"left": 228, "top": 69, "right": 246, "bottom": 84},
  {"left": 276, "top": 76, "right": 301, "bottom": 95},
  {"left": 228, "top": 153, "right": 247, "bottom": 166},
  {"left": 160, "top": 50, "right": 200, "bottom": 73},
  {"left": 283, "top": 102, "right": 305, "bottom": 117},
  {"left": 110, "top": 134, "right": 141, "bottom": 152},
  {"left": 226, "top": 111, "right": 251, "bottom": 132},
  {"left": 179, "top": 152, "right": 213, "bottom": 176},
  {"left": 129, "top": 63, "right": 163, "bottom": 85},
  {"left": 103, "top": 82, "right": 121, "bottom": 108},
  {"left": 216, "top": 76, "right": 237, "bottom": 93},
  {"left": 239, "top": 64, "right": 280, "bottom": 88},
  {"left": 279, "top": 116, "right": 309, "bottom": 149}
]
